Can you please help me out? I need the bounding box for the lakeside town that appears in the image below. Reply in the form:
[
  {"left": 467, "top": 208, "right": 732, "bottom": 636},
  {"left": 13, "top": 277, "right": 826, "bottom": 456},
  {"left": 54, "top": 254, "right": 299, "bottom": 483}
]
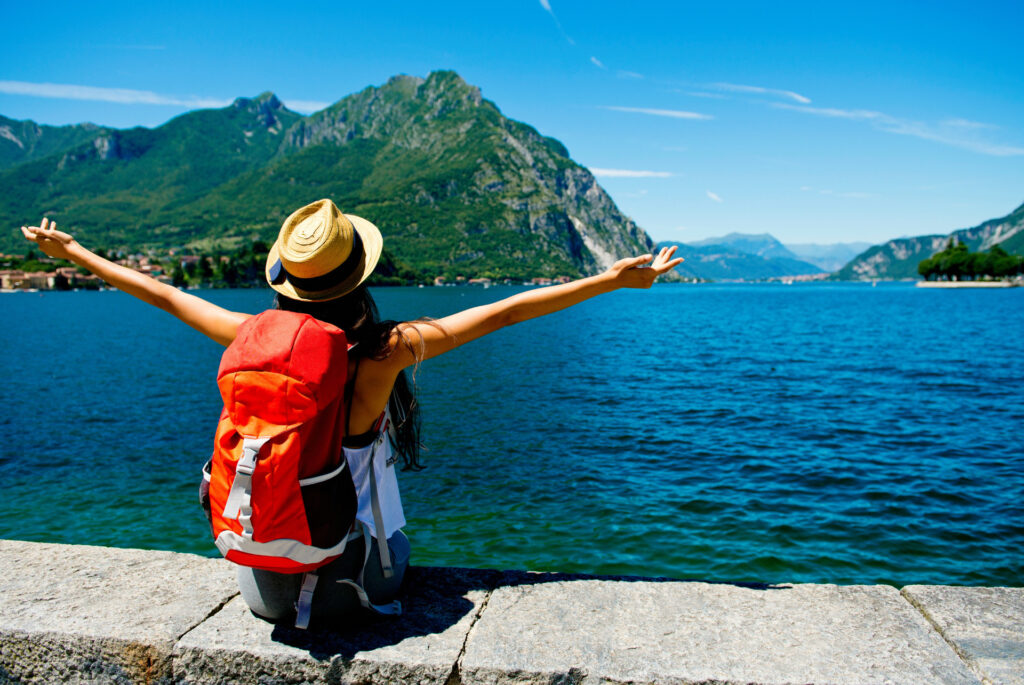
[{"left": 0, "top": 248, "right": 581, "bottom": 293}]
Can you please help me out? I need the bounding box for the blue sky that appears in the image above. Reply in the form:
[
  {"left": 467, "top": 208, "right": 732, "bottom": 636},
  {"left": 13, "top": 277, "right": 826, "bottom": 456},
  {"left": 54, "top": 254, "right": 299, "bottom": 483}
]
[{"left": 2, "top": 0, "right": 1022, "bottom": 245}]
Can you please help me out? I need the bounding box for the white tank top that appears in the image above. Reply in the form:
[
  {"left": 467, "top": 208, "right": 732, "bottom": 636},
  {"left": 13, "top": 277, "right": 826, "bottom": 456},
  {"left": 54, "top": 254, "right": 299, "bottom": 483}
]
[{"left": 343, "top": 409, "right": 406, "bottom": 540}]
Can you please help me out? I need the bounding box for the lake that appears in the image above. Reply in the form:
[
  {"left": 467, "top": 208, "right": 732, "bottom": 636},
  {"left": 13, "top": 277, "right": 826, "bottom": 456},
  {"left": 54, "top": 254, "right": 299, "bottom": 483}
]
[{"left": 1, "top": 282, "right": 1021, "bottom": 586}]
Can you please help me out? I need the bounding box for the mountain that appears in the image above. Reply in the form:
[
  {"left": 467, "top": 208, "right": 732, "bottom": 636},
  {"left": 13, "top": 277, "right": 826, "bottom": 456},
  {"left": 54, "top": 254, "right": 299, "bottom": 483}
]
[
  {"left": 690, "top": 232, "right": 806, "bottom": 262},
  {"left": 659, "top": 232, "right": 824, "bottom": 280},
  {"left": 834, "top": 202, "right": 1024, "bottom": 280},
  {"left": 657, "top": 240, "right": 824, "bottom": 281},
  {"left": 1, "top": 71, "right": 652, "bottom": 279},
  {"left": 785, "top": 242, "right": 872, "bottom": 272},
  {"left": 0, "top": 116, "right": 113, "bottom": 171}
]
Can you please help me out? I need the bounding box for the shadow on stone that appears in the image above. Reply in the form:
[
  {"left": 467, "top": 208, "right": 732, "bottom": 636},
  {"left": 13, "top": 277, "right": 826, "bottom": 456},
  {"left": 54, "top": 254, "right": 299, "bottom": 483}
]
[
  {"left": 264, "top": 565, "right": 793, "bottom": 662},
  {"left": 266, "top": 565, "right": 499, "bottom": 661}
]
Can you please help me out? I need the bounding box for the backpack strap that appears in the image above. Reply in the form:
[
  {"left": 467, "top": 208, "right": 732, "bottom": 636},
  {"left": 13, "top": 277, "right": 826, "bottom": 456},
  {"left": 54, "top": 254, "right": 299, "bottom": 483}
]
[
  {"left": 222, "top": 436, "right": 271, "bottom": 529},
  {"left": 343, "top": 354, "right": 394, "bottom": 581},
  {"left": 368, "top": 434, "right": 394, "bottom": 579},
  {"left": 294, "top": 571, "right": 318, "bottom": 629},
  {"left": 335, "top": 523, "right": 402, "bottom": 616}
]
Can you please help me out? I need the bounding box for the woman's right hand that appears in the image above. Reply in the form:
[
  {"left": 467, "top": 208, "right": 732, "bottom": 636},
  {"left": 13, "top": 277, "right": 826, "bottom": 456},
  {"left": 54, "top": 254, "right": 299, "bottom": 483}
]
[
  {"left": 21, "top": 218, "right": 79, "bottom": 262},
  {"left": 604, "top": 245, "right": 684, "bottom": 289}
]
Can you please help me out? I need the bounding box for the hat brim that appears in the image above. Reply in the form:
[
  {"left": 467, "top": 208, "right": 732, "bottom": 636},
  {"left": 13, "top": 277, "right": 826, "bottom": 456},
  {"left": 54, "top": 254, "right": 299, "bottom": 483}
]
[{"left": 265, "top": 213, "right": 384, "bottom": 302}]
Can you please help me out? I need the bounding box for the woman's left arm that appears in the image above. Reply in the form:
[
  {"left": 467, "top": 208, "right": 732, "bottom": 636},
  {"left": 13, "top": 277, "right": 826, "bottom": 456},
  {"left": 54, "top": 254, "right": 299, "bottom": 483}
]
[{"left": 21, "top": 218, "right": 250, "bottom": 346}]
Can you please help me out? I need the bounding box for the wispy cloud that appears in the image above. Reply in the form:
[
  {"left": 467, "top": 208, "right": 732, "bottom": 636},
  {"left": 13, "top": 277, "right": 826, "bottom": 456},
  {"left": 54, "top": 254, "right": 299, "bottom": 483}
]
[
  {"left": 538, "top": 0, "right": 575, "bottom": 45},
  {"left": 706, "top": 190, "right": 723, "bottom": 202},
  {"left": 285, "top": 99, "right": 331, "bottom": 113},
  {"left": 591, "top": 168, "right": 673, "bottom": 178},
  {"left": 775, "top": 103, "right": 1024, "bottom": 156},
  {"left": 617, "top": 70, "right": 644, "bottom": 80},
  {"left": 600, "top": 105, "right": 712, "bottom": 120},
  {"left": 590, "top": 56, "right": 607, "bottom": 70},
  {"left": 0, "top": 80, "right": 230, "bottom": 108},
  {"left": 711, "top": 82, "right": 811, "bottom": 104}
]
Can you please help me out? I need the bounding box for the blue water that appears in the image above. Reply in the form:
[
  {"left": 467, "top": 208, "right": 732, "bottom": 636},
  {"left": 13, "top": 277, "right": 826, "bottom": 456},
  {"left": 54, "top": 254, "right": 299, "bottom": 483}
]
[{"left": 1, "top": 283, "right": 1021, "bottom": 586}]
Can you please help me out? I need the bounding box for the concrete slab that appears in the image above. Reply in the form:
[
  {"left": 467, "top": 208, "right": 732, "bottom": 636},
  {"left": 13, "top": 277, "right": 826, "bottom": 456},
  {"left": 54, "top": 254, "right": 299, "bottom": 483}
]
[
  {"left": 172, "top": 565, "right": 498, "bottom": 684},
  {"left": 0, "top": 539, "right": 237, "bottom": 684},
  {"left": 903, "top": 585, "right": 1024, "bottom": 685},
  {"left": 460, "top": 572, "right": 982, "bottom": 685}
]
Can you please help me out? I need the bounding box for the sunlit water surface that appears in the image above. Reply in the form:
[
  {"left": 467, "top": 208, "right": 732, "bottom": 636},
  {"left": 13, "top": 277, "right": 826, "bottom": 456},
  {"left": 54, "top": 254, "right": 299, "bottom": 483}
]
[{"left": 2, "top": 283, "right": 1021, "bottom": 585}]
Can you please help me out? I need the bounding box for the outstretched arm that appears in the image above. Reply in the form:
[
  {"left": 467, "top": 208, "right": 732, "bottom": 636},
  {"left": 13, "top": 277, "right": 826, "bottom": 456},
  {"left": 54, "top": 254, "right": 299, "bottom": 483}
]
[
  {"left": 21, "top": 218, "right": 250, "bottom": 346},
  {"left": 386, "top": 246, "right": 683, "bottom": 369}
]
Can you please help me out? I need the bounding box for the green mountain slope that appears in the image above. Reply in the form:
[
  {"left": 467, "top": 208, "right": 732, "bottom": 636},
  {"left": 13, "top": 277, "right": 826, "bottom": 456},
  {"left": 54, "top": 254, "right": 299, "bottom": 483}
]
[
  {"left": 1, "top": 94, "right": 303, "bottom": 245},
  {"left": 2, "top": 72, "right": 651, "bottom": 279},
  {"left": 834, "top": 202, "right": 1024, "bottom": 280},
  {"left": 0, "top": 116, "right": 113, "bottom": 171}
]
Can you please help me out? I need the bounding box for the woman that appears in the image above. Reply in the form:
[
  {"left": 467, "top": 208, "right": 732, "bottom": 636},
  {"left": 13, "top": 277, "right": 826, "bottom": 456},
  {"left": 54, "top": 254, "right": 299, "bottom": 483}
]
[{"left": 20, "top": 199, "right": 683, "bottom": 623}]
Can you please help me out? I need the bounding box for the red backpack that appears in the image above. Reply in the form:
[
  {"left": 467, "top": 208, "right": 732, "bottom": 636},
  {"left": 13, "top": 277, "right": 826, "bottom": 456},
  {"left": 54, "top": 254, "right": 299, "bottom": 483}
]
[{"left": 199, "top": 310, "right": 400, "bottom": 626}]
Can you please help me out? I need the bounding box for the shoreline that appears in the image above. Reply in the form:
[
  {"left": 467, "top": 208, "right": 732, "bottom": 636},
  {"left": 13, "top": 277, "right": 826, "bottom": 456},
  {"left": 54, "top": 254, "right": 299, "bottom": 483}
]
[{"left": 916, "top": 280, "right": 1019, "bottom": 288}]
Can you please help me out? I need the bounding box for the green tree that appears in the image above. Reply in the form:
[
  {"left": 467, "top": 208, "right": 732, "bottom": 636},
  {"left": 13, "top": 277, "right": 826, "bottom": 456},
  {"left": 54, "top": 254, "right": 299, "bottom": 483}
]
[
  {"left": 171, "top": 262, "right": 186, "bottom": 287},
  {"left": 198, "top": 256, "right": 214, "bottom": 283},
  {"left": 54, "top": 273, "right": 72, "bottom": 291}
]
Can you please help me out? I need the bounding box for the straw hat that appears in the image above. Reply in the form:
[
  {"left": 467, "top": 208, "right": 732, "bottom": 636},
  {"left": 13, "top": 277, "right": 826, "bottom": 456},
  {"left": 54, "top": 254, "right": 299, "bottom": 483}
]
[{"left": 265, "top": 199, "right": 383, "bottom": 301}]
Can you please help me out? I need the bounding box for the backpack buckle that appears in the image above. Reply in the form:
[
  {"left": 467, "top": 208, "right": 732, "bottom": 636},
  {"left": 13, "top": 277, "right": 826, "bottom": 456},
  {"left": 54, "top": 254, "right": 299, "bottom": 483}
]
[{"left": 236, "top": 437, "right": 268, "bottom": 476}]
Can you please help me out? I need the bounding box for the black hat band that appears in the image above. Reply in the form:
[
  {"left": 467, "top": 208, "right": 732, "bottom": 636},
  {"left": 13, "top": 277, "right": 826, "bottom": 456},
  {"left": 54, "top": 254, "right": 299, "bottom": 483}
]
[{"left": 269, "top": 230, "right": 365, "bottom": 292}]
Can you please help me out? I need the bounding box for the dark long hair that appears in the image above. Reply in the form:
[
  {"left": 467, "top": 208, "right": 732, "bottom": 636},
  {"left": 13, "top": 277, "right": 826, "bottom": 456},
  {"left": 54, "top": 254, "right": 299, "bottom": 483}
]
[{"left": 275, "top": 285, "right": 423, "bottom": 470}]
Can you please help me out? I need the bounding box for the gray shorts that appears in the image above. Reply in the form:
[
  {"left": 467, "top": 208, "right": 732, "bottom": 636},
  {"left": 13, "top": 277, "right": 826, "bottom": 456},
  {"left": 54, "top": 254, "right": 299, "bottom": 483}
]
[{"left": 236, "top": 530, "right": 410, "bottom": 625}]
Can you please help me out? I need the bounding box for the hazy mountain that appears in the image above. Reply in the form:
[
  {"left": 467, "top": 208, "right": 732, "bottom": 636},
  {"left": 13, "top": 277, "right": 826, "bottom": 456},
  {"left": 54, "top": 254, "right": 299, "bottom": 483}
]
[
  {"left": 662, "top": 232, "right": 824, "bottom": 280},
  {"left": 690, "top": 232, "right": 805, "bottom": 262},
  {"left": 657, "top": 240, "right": 823, "bottom": 281},
  {"left": 786, "top": 242, "right": 872, "bottom": 272},
  {"left": 834, "top": 202, "right": 1024, "bottom": 280},
  {"left": 1, "top": 71, "right": 651, "bottom": 279}
]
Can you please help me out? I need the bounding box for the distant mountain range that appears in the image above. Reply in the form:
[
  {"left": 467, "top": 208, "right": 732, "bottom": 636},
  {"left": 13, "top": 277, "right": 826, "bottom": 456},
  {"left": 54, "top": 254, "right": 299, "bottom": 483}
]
[
  {"left": 785, "top": 241, "right": 872, "bottom": 272},
  {"left": 656, "top": 233, "right": 864, "bottom": 281},
  {"left": 0, "top": 71, "right": 651, "bottom": 280},
  {"left": 835, "top": 202, "right": 1024, "bottom": 280}
]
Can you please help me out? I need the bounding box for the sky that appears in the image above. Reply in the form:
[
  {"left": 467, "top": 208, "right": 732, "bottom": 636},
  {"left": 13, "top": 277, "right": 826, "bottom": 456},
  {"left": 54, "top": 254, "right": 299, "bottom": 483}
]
[{"left": 2, "top": 0, "right": 1022, "bottom": 246}]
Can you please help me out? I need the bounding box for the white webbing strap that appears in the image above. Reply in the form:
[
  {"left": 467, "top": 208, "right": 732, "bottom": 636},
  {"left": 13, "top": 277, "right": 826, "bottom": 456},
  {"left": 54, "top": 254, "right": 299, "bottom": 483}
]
[
  {"left": 294, "top": 571, "right": 318, "bottom": 630},
  {"left": 222, "top": 436, "right": 270, "bottom": 523},
  {"left": 335, "top": 522, "right": 402, "bottom": 616},
  {"left": 336, "top": 579, "right": 402, "bottom": 616},
  {"left": 368, "top": 439, "right": 393, "bottom": 579}
]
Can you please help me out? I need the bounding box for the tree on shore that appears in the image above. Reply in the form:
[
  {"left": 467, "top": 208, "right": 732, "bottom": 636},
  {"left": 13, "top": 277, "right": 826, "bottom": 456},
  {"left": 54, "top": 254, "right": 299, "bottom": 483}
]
[{"left": 918, "top": 240, "right": 1023, "bottom": 281}]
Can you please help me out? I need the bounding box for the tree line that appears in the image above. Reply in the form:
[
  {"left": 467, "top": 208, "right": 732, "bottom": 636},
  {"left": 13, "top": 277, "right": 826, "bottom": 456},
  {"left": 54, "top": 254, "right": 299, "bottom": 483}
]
[{"left": 917, "top": 240, "right": 1023, "bottom": 281}]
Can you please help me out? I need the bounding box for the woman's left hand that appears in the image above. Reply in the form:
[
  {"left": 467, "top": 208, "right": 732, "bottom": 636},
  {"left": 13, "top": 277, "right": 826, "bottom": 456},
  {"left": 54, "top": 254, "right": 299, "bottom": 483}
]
[
  {"left": 21, "top": 218, "right": 79, "bottom": 262},
  {"left": 605, "top": 245, "right": 684, "bottom": 289}
]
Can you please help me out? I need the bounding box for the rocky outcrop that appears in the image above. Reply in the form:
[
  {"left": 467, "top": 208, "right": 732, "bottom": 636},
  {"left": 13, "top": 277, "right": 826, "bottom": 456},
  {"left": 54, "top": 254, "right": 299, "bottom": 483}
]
[
  {"left": 268, "top": 70, "right": 652, "bottom": 276},
  {"left": 0, "top": 116, "right": 108, "bottom": 171},
  {"left": 835, "top": 202, "right": 1024, "bottom": 280}
]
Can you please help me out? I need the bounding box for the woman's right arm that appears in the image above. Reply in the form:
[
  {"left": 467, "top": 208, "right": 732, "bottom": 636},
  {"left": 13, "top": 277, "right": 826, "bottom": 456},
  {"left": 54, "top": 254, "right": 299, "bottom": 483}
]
[
  {"left": 21, "top": 218, "right": 250, "bottom": 346},
  {"left": 383, "top": 246, "right": 683, "bottom": 371}
]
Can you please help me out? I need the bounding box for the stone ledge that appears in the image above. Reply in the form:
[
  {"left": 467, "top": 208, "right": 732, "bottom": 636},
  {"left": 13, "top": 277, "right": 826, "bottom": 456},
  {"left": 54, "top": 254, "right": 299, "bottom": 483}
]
[
  {"left": 903, "top": 585, "right": 1024, "bottom": 685},
  {"left": 0, "top": 540, "right": 1020, "bottom": 685},
  {"left": 0, "top": 539, "right": 237, "bottom": 684}
]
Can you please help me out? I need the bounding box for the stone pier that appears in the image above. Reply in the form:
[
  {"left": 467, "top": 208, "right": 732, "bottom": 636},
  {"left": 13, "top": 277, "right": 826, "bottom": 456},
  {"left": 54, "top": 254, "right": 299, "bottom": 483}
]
[{"left": 0, "top": 539, "right": 1020, "bottom": 684}]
